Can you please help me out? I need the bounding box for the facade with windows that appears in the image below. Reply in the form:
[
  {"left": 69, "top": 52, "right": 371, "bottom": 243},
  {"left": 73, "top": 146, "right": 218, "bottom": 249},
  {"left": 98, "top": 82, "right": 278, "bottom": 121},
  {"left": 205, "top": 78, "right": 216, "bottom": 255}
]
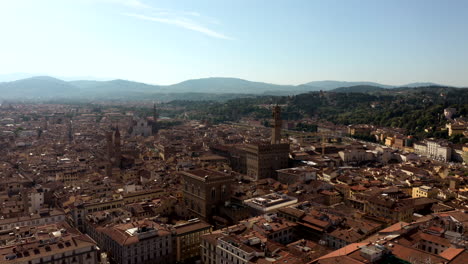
[
  {"left": 0, "top": 209, "right": 66, "bottom": 233},
  {"left": 182, "top": 169, "right": 233, "bottom": 222},
  {"left": 0, "top": 222, "right": 98, "bottom": 264},
  {"left": 97, "top": 219, "right": 174, "bottom": 264},
  {"left": 413, "top": 139, "right": 452, "bottom": 162}
]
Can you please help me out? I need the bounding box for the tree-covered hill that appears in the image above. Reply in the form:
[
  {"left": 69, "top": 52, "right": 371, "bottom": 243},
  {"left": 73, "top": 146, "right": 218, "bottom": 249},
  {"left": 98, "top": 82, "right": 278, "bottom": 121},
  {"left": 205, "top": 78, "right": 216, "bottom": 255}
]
[{"left": 168, "top": 86, "right": 468, "bottom": 140}]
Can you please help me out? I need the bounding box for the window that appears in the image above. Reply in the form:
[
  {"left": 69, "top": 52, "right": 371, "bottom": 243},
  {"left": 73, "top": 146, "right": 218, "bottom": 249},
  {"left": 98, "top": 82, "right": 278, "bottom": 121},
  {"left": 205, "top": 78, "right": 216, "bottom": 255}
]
[{"left": 211, "top": 188, "right": 216, "bottom": 199}]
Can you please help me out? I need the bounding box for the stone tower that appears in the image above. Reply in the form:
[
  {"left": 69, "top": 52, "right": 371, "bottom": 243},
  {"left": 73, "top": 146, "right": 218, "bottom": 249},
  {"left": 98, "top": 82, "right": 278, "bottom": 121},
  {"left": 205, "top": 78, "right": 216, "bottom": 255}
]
[
  {"left": 67, "top": 120, "right": 73, "bottom": 143},
  {"left": 152, "top": 103, "right": 159, "bottom": 134},
  {"left": 114, "top": 126, "right": 121, "bottom": 164},
  {"left": 107, "top": 126, "right": 122, "bottom": 169},
  {"left": 271, "top": 105, "right": 282, "bottom": 144}
]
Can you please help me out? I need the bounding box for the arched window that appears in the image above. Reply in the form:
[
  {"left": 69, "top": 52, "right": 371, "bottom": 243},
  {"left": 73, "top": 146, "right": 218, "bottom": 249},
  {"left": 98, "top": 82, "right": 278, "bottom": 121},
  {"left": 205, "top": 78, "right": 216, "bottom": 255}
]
[
  {"left": 211, "top": 187, "right": 216, "bottom": 199},
  {"left": 221, "top": 185, "right": 226, "bottom": 197}
]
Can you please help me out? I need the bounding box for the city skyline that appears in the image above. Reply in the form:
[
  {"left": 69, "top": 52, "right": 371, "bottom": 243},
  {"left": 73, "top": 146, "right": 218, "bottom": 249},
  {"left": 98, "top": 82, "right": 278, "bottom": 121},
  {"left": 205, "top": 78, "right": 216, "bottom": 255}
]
[{"left": 1, "top": 0, "right": 468, "bottom": 86}]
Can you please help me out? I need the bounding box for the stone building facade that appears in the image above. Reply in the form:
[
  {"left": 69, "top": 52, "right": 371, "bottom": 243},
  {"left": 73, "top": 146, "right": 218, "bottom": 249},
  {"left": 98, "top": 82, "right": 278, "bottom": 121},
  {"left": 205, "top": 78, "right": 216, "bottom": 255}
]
[
  {"left": 245, "top": 106, "right": 290, "bottom": 180},
  {"left": 182, "top": 169, "right": 233, "bottom": 222}
]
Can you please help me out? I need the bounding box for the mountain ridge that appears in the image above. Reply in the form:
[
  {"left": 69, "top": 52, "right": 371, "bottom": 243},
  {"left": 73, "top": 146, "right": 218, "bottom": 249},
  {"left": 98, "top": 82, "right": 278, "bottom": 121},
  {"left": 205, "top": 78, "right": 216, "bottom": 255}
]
[{"left": 0, "top": 76, "right": 459, "bottom": 100}]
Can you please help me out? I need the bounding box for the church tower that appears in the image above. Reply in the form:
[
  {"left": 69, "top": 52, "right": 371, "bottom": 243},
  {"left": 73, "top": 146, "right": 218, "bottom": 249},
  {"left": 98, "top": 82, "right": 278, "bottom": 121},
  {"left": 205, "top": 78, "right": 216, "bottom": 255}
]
[
  {"left": 67, "top": 119, "right": 73, "bottom": 143},
  {"left": 152, "top": 103, "right": 159, "bottom": 134},
  {"left": 114, "top": 126, "right": 121, "bottom": 165},
  {"left": 107, "top": 126, "right": 122, "bottom": 169},
  {"left": 271, "top": 105, "right": 282, "bottom": 144}
]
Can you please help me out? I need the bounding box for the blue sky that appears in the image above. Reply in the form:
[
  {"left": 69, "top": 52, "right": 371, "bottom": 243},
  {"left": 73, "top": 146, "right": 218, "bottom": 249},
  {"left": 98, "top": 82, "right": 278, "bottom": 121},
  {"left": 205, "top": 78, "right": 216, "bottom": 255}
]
[{"left": 0, "top": 0, "right": 467, "bottom": 86}]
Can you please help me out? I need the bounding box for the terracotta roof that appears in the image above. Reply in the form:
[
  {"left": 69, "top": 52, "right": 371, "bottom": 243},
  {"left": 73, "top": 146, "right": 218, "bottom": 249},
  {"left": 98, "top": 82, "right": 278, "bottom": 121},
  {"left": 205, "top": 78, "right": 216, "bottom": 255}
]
[
  {"left": 448, "top": 251, "right": 468, "bottom": 264},
  {"left": 201, "top": 232, "right": 223, "bottom": 246},
  {"left": 389, "top": 243, "right": 447, "bottom": 264},
  {"left": 419, "top": 233, "right": 451, "bottom": 247},
  {"left": 174, "top": 221, "right": 211, "bottom": 235},
  {"left": 439, "top": 248, "right": 464, "bottom": 260},
  {"left": 378, "top": 222, "right": 409, "bottom": 234},
  {"left": 302, "top": 216, "right": 329, "bottom": 228},
  {"left": 278, "top": 207, "right": 305, "bottom": 218},
  {"left": 313, "top": 243, "right": 368, "bottom": 262},
  {"left": 316, "top": 256, "right": 365, "bottom": 264}
]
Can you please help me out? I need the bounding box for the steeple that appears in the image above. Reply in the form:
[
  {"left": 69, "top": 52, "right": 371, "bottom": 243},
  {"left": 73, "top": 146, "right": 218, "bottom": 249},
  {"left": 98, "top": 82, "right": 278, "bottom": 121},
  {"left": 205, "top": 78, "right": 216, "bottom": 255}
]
[{"left": 271, "top": 105, "right": 282, "bottom": 144}]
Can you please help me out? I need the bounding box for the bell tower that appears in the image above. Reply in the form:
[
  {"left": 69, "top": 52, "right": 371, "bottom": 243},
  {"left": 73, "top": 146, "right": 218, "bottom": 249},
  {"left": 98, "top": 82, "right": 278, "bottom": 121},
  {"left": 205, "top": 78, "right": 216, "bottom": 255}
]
[
  {"left": 271, "top": 105, "right": 282, "bottom": 144},
  {"left": 152, "top": 103, "right": 159, "bottom": 134}
]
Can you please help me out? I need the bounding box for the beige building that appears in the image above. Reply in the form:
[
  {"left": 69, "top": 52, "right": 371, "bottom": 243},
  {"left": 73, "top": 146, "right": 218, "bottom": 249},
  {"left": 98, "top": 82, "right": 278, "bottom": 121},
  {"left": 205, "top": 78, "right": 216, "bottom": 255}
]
[
  {"left": 364, "top": 196, "right": 414, "bottom": 223},
  {"left": 173, "top": 219, "right": 212, "bottom": 263},
  {"left": 446, "top": 122, "right": 466, "bottom": 136},
  {"left": 97, "top": 219, "right": 174, "bottom": 264},
  {"left": 412, "top": 185, "right": 438, "bottom": 198},
  {"left": 0, "top": 222, "right": 98, "bottom": 264},
  {"left": 0, "top": 209, "right": 66, "bottom": 234},
  {"left": 200, "top": 232, "right": 223, "bottom": 264},
  {"left": 338, "top": 143, "right": 374, "bottom": 164}
]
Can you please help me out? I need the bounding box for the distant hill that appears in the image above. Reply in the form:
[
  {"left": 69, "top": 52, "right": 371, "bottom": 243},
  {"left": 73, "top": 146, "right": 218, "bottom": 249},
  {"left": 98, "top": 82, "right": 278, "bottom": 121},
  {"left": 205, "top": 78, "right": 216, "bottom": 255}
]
[
  {"left": 331, "top": 85, "right": 386, "bottom": 93},
  {"left": 302, "top": 80, "right": 446, "bottom": 90},
  {"left": 400, "top": 82, "right": 443, "bottom": 88},
  {"left": 71, "top": 79, "right": 161, "bottom": 95},
  {"left": 0, "top": 76, "right": 459, "bottom": 100},
  {"left": 0, "top": 76, "right": 77, "bottom": 98},
  {"left": 167, "top": 77, "right": 296, "bottom": 93},
  {"left": 302, "top": 80, "right": 393, "bottom": 90}
]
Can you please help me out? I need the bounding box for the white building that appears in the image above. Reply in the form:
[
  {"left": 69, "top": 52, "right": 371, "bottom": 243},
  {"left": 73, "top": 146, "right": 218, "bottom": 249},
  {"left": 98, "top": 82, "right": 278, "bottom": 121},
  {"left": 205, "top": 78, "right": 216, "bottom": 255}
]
[
  {"left": 243, "top": 193, "right": 298, "bottom": 215},
  {"left": 129, "top": 117, "right": 152, "bottom": 137},
  {"left": 216, "top": 235, "right": 265, "bottom": 264},
  {"left": 413, "top": 139, "right": 452, "bottom": 162},
  {"left": 27, "top": 189, "right": 44, "bottom": 213},
  {"left": 98, "top": 219, "right": 174, "bottom": 264},
  {"left": 338, "top": 144, "right": 375, "bottom": 164}
]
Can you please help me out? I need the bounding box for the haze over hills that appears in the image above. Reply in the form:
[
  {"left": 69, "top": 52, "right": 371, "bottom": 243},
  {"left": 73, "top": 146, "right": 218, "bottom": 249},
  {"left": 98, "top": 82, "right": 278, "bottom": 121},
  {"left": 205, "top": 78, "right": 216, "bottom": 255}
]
[
  {"left": 0, "top": 75, "right": 457, "bottom": 100},
  {"left": 330, "top": 85, "right": 386, "bottom": 93},
  {"left": 303, "top": 80, "right": 393, "bottom": 89},
  {"left": 0, "top": 73, "right": 112, "bottom": 82}
]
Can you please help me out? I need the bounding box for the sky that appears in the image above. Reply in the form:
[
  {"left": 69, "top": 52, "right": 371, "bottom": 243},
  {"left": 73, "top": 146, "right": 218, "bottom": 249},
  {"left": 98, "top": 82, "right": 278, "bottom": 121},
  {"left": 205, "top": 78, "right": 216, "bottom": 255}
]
[{"left": 0, "top": 0, "right": 467, "bottom": 86}]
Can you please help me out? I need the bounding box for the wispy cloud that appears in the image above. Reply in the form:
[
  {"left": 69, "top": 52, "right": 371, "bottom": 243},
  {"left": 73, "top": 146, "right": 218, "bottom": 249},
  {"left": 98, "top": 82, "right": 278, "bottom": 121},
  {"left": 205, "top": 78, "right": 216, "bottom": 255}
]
[
  {"left": 95, "top": 0, "right": 231, "bottom": 39},
  {"left": 124, "top": 13, "right": 233, "bottom": 40},
  {"left": 104, "top": 0, "right": 151, "bottom": 9}
]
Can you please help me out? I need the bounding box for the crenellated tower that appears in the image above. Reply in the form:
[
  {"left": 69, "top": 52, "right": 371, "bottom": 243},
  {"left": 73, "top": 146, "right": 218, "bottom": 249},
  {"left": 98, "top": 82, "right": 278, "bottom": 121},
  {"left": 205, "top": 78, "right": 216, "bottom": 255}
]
[{"left": 271, "top": 105, "right": 282, "bottom": 144}]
